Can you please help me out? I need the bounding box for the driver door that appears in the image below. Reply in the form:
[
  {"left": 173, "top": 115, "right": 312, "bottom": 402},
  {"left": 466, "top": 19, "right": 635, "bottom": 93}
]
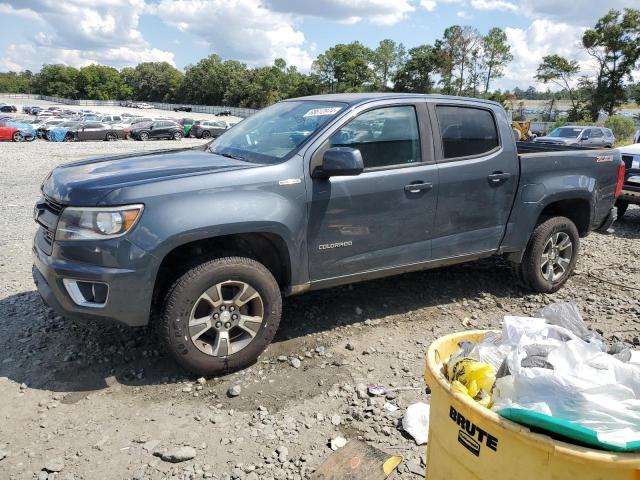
[{"left": 307, "top": 101, "right": 438, "bottom": 283}]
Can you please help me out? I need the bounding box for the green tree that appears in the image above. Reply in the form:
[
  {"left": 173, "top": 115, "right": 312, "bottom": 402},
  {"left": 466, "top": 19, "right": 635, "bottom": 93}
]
[
  {"left": 582, "top": 8, "right": 640, "bottom": 119},
  {"left": 123, "top": 62, "right": 183, "bottom": 102},
  {"left": 604, "top": 115, "right": 636, "bottom": 141},
  {"left": 372, "top": 39, "right": 406, "bottom": 90},
  {"left": 392, "top": 45, "right": 438, "bottom": 93},
  {"left": 312, "top": 42, "right": 374, "bottom": 92},
  {"left": 0, "top": 71, "right": 32, "bottom": 93},
  {"left": 482, "top": 27, "right": 513, "bottom": 94},
  {"left": 33, "top": 64, "right": 79, "bottom": 98},
  {"left": 535, "top": 55, "right": 581, "bottom": 119},
  {"left": 76, "top": 64, "right": 131, "bottom": 100}
]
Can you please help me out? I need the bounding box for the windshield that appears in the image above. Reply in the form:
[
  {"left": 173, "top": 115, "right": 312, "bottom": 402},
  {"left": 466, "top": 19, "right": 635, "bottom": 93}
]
[
  {"left": 209, "top": 100, "right": 347, "bottom": 164},
  {"left": 548, "top": 127, "right": 582, "bottom": 138}
]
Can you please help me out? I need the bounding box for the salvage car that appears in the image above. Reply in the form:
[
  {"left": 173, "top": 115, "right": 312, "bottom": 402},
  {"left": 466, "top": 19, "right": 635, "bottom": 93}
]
[
  {"left": 534, "top": 126, "right": 615, "bottom": 148},
  {"left": 32, "top": 93, "right": 623, "bottom": 375},
  {"left": 190, "top": 119, "right": 235, "bottom": 139},
  {"left": 615, "top": 142, "right": 640, "bottom": 219},
  {"left": 128, "top": 120, "right": 183, "bottom": 141},
  {"left": 0, "top": 104, "right": 17, "bottom": 113},
  {"left": 61, "top": 122, "right": 124, "bottom": 142},
  {"left": 0, "top": 120, "right": 36, "bottom": 141},
  {"left": 174, "top": 105, "right": 192, "bottom": 112}
]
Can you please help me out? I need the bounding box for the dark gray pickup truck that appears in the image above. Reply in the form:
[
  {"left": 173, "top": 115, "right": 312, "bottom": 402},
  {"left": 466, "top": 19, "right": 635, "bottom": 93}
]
[{"left": 33, "top": 93, "right": 624, "bottom": 375}]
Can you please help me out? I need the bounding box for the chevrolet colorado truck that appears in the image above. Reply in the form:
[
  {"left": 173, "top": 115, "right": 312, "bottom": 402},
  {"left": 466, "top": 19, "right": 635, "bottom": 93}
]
[{"left": 32, "top": 94, "right": 624, "bottom": 375}]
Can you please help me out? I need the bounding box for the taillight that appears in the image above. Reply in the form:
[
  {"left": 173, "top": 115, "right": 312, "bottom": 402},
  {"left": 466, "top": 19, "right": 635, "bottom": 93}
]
[{"left": 614, "top": 163, "right": 625, "bottom": 198}]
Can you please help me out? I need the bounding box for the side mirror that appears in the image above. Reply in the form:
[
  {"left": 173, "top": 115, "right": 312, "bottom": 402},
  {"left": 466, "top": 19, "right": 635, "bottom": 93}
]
[
  {"left": 580, "top": 135, "right": 588, "bottom": 141},
  {"left": 149, "top": 125, "right": 154, "bottom": 130},
  {"left": 312, "top": 147, "right": 364, "bottom": 179}
]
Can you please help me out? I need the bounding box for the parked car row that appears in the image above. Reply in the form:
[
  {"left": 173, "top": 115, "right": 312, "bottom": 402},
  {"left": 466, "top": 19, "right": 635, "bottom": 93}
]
[{"left": 1, "top": 113, "right": 241, "bottom": 142}]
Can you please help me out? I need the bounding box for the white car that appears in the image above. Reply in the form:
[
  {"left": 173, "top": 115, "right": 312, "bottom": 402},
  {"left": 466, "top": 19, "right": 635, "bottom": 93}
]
[
  {"left": 135, "top": 102, "right": 154, "bottom": 109},
  {"left": 616, "top": 142, "right": 640, "bottom": 219}
]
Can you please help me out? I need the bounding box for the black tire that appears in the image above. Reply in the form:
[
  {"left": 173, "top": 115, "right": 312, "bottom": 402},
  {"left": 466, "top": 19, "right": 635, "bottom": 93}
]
[
  {"left": 616, "top": 200, "right": 629, "bottom": 220},
  {"left": 139, "top": 131, "right": 149, "bottom": 141},
  {"left": 64, "top": 132, "right": 74, "bottom": 142},
  {"left": 105, "top": 132, "right": 117, "bottom": 141},
  {"left": 12, "top": 131, "right": 23, "bottom": 142},
  {"left": 161, "top": 256, "right": 282, "bottom": 376},
  {"left": 516, "top": 216, "right": 579, "bottom": 293},
  {"left": 173, "top": 131, "right": 183, "bottom": 141},
  {"left": 201, "top": 130, "right": 211, "bottom": 139}
]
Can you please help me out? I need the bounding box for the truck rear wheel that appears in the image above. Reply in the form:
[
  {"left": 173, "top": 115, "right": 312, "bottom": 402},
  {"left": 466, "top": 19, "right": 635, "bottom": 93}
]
[
  {"left": 516, "top": 216, "right": 579, "bottom": 293},
  {"left": 160, "top": 256, "right": 282, "bottom": 376}
]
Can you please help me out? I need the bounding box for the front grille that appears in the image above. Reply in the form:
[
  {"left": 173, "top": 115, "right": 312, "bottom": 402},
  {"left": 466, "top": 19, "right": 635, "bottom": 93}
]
[
  {"left": 622, "top": 154, "right": 633, "bottom": 170},
  {"left": 35, "top": 196, "right": 65, "bottom": 246}
]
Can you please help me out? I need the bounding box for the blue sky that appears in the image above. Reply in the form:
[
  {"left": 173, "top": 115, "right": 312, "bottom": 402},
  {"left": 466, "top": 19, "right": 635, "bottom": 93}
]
[{"left": 0, "top": 0, "right": 636, "bottom": 90}]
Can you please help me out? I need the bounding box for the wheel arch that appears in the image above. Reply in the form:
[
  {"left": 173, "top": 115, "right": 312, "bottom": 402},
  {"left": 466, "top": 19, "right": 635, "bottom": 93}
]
[{"left": 151, "top": 232, "right": 292, "bottom": 316}]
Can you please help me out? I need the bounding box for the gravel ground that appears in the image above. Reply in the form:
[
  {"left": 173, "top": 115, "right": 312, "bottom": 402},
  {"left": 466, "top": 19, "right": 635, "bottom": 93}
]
[{"left": 0, "top": 135, "right": 639, "bottom": 480}]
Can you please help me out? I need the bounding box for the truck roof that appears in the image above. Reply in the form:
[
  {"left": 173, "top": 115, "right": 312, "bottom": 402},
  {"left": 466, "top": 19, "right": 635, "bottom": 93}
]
[{"left": 287, "top": 92, "right": 502, "bottom": 108}]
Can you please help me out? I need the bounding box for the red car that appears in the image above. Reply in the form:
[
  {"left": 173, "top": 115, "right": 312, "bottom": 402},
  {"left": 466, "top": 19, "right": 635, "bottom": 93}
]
[{"left": 0, "top": 121, "right": 28, "bottom": 141}]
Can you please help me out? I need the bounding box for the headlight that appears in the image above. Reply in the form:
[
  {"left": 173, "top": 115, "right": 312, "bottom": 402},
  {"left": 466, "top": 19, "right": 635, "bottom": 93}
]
[{"left": 55, "top": 205, "right": 144, "bottom": 241}]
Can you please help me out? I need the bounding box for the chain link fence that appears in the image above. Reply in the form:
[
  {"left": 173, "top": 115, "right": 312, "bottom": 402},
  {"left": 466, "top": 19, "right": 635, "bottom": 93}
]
[{"left": 0, "top": 93, "right": 258, "bottom": 118}]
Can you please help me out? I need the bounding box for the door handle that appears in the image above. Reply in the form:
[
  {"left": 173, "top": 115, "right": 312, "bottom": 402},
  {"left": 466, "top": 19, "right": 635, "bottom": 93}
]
[
  {"left": 404, "top": 182, "right": 433, "bottom": 193},
  {"left": 487, "top": 172, "right": 511, "bottom": 185}
]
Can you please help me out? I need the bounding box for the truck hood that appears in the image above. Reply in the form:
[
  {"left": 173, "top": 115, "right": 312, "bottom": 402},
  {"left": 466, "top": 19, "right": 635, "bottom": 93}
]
[
  {"left": 619, "top": 143, "right": 640, "bottom": 155},
  {"left": 42, "top": 146, "right": 259, "bottom": 205},
  {"left": 534, "top": 136, "right": 573, "bottom": 144}
]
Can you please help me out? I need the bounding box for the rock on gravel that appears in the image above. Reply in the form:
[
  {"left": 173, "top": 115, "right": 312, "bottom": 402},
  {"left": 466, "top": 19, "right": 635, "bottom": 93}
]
[
  {"left": 330, "top": 437, "right": 347, "bottom": 451},
  {"left": 159, "top": 446, "right": 197, "bottom": 463},
  {"left": 43, "top": 457, "right": 65, "bottom": 472},
  {"left": 228, "top": 385, "right": 242, "bottom": 397}
]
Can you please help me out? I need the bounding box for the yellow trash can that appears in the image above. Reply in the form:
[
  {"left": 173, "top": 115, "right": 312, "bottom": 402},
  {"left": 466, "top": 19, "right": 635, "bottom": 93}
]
[{"left": 424, "top": 330, "right": 640, "bottom": 480}]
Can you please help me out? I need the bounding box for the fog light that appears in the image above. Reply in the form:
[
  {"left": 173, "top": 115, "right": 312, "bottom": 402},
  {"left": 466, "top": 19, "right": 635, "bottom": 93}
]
[{"left": 63, "top": 279, "right": 109, "bottom": 307}]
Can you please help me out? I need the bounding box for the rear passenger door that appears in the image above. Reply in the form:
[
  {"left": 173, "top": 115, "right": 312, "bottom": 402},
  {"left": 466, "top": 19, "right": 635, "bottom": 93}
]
[
  {"left": 307, "top": 101, "right": 438, "bottom": 281},
  {"left": 430, "top": 103, "right": 518, "bottom": 259},
  {"left": 589, "top": 128, "right": 606, "bottom": 147}
]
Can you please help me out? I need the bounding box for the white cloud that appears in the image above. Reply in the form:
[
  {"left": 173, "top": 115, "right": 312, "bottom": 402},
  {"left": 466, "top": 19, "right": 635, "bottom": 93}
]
[
  {"left": 497, "top": 19, "right": 593, "bottom": 91},
  {"left": 519, "top": 0, "right": 633, "bottom": 24},
  {"left": 0, "top": 2, "right": 43, "bottom": 21},
  {"left": 420, "top": 0, "right": 437, "bottom": 11},
  {"left": 150, "top": 0, "right": 314, "bottom": 69},
  {"left": 470, "top": 0, "right": 516, "bottom": 12},
  {"left": 0, "top": 0, "right": 175, "bottom": 71},
  {"left": 266, "top": 0, "right": 414, "bottom": 25}
]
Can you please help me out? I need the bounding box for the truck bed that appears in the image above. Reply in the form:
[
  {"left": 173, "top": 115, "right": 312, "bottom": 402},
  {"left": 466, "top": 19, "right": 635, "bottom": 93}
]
[{"left": 516, "top": 141, "right": 604, "bottom": 154}]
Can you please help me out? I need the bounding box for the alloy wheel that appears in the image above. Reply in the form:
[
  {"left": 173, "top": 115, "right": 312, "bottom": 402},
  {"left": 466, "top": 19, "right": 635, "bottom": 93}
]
[
  {"left": 188, "top": 280, "right": 264, "bottom": 357},
  {"left": 540, "top": 232, "right": 573, "bottom": 282}
]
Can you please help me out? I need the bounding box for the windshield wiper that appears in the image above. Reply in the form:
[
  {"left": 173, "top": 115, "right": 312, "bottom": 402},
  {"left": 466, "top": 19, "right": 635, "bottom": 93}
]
[{"left": 212, "top": 151, "right": 247, "bottom": 162}]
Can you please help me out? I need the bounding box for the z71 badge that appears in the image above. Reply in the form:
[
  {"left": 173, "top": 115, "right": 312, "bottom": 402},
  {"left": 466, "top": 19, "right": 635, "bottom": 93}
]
[{"left": 596, "top": 155, "right": 613, "bottom": 163}]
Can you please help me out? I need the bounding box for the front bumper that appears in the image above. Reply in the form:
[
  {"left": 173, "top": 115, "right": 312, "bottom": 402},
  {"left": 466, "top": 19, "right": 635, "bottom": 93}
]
[{"left": 32, "top": 234, "right": 157, "bottom": 327}]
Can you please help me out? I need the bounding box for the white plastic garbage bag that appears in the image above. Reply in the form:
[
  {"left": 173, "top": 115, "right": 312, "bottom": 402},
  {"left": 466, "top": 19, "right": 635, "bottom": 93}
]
[
  {"left": 491, "top": 316, "right": 640, "bottom": 449},
  {"left": 402, "top": 402, "right": 430, "bottom": 445}
]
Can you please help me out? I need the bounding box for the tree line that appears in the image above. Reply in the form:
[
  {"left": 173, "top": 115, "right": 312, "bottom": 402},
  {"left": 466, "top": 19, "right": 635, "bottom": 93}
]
[
  {"left": 0, "top": 9, "right": 638, "bottom": 114},
  {"left": 0, "top": 24, "right": 514, "bottom": 108}
]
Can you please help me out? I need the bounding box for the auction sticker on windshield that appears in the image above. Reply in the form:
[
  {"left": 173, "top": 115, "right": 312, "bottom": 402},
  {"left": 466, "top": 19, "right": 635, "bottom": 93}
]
[{"left": 304, "top": 107, "right": 342, "bottom": 117}]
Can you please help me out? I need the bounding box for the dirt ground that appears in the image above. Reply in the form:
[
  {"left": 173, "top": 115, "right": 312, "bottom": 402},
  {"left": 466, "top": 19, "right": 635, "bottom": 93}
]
[{"left": 1, "top": 134, "right": 639, "bottom": 479}]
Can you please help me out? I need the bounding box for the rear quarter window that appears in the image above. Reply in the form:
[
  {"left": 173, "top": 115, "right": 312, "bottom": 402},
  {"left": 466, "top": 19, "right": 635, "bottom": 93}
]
[{"left": 436, "top": 106, "right": 500, "bottom": 159}]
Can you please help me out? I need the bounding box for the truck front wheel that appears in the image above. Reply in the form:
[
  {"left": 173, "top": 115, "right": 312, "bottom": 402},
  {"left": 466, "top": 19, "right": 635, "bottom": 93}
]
[
  {"left": 516, "top": 216, "right": 579, "bottom": 293},
  {"left": 160, "top": 256, "right": 282, "bottom": 376}
]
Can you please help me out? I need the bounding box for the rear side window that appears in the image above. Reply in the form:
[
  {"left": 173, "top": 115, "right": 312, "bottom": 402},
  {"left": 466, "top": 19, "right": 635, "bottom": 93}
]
[
  {"left": 591, "top": 129, "right": 603, "bottom": 138},
  {"left": 436, "top": 106, "right": 499, "bottom": 159},
  {"left": 330, "top": 105, "right": 421, "bottom": 169}
]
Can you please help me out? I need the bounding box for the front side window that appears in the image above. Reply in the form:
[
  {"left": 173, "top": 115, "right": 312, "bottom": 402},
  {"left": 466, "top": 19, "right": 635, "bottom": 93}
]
[
  {"left": 210, "top": 100, "right": 347, "bottom": 164},
  {"left": 436, "top": 106, "right": 499, "bottom": 159},
  {"left": 329, "top": 106, "right": 421, "bottom": 169}
]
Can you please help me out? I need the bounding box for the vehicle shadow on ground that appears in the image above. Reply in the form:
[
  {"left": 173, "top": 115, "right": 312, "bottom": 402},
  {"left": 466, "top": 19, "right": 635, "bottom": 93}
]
[
  {"left": 613, "top": 207, "right": 640, "bottom": 240},
  {"left": 0, "top": 257, "right": 523, "bottom": 395}
]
